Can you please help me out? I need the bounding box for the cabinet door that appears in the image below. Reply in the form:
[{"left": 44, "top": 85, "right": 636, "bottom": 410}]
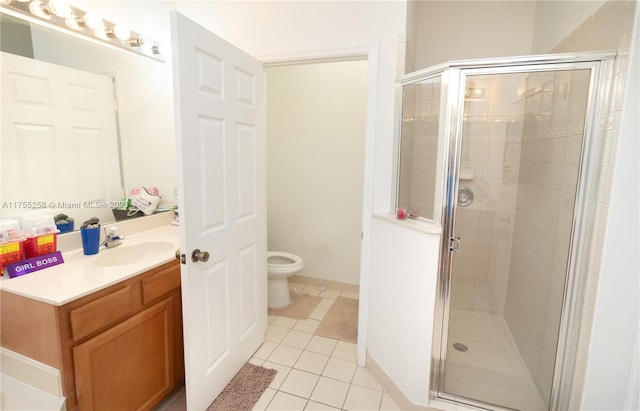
[{"left": 73, "top": 298, "right": 175, "bottom": 411}]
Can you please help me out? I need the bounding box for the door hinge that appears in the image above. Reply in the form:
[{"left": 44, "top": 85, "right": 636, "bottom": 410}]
[{"left": 175, "top": 249, "right": 186, "bottom": 264}]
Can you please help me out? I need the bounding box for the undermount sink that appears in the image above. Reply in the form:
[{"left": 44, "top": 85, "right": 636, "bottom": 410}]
[{"left": 91, "top": 241, "right": 175, "bottom": 267}]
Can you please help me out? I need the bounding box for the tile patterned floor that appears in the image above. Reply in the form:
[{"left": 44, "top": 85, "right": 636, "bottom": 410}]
[{"left": 250, "top": 283, "right": 402, "bottom": 411}]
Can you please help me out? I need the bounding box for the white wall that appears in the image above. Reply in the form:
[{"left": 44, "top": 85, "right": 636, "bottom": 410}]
[
  {"left": 410, "top": 0, "right": 612, "bottom": 71},
  {"left": 76, "top": 0, "right": 407, "bottom": 217},
  {"left": 76, "top": 0, "right": 175, "bottom": 45},
  {"left": 266, "top": 61, "right": 367, "bottom": 285},
  {"left": 412, "top": 1, "right": 537, "bottom": 69},
  {"left": 172, "top": 0, "right": 406, "bottom": 215},
  {"left": 368, "top": 216, "right": 440, "bottom": 406},
  {"left": 531, "top": 1, "right": 606, "bottom": 53}
]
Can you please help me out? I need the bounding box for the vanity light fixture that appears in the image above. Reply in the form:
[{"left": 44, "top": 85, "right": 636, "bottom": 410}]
[
  {"left": 113, "top": 24, "right": 130, "bottom": 41},
  {"left": 28, "top": 0, "right": 50, "bottom": 19},
  {"left": 128, "top": 36, "right": 145, "bottom": 48},
  {"left": 27, "top": 0, "right": 71, "bottom": 20},
  {"left": 93, "top": 25, "right": 110, "bottom": 41},
  {"left": 0, "top": 0, "right": 165, "bottom": 61},
  {"left": 48, "top": 0, "right": 71, "bottom": 17},
  {"left": 82, "top": 10, "right": 102, "bottom": 29},
  {"left": 64, "top": 13, "right": 83, "bottom": 30}
]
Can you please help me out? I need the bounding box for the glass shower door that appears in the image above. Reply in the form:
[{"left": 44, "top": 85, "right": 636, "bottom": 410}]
[
  {"left": 397, "top": 74, "right": 443, "bottom": 222},
  {"left": 442, "top": 65, "right": 596, "bottom": 410}
]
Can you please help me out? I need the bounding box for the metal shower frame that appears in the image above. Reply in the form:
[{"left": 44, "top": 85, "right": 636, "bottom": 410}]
[{"left": 395, "top": 51, "right": 616, "bottom": 411}]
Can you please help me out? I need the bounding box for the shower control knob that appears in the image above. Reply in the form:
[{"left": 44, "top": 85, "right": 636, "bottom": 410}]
[{"left": 191, "top": 249, "right": 210, "bottom": 263}]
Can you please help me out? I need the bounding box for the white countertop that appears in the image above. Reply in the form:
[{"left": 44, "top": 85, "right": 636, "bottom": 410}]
[
  {"left": 0, "top": 223, "right": 180, "bottom": 306},
  {"left": 373, "top": 213, "right": 443, "bottom": 235}
]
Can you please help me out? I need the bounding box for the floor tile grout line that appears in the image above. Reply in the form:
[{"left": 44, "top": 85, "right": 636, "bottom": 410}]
[
  {"left": 262, "top": 293, "right": 363, "bottom": 410},
  {"left": 260, "top": 324, "right": 387, "bottom": 411}
]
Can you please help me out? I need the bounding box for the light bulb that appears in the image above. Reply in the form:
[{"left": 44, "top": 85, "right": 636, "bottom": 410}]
[
  {"left": 29, "top": 1, "right": 52, "bottom": 19},
  {"left": 65, "top": 15, "right": 84, "bottom": 30},
  {"left": 83, "top": 12, "right": 103, "bottom": 29},
  {"left": 113, "top": 24, "right": 131, "bottom": 41},
  {"left": 0, "top": 0, "right": 13, "bottom": 5},
  {"left": 49, "top": 0, "right": 71, "bottom": 18},
  {"left": 93, "top": 26, "right": 110, "bottom": 41}
]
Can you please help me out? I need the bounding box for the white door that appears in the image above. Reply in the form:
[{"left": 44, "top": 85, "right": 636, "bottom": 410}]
[
  {"left": 1, "top": 52, "right": 121, "bottom": 224},
  {"left": 170, "top": 12, "right": 266, "bottom": 410}
]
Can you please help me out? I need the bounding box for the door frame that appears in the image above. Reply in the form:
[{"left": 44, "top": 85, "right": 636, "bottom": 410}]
[
  {"left": 261, "top": 44, "right": 378, "bottom": 367},
  {"left": 416, "top": 51, "right": 616, "bottom": 410}
]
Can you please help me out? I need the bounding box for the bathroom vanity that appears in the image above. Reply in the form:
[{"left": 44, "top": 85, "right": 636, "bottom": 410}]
[{"left": 0, "top": 221, "right": 182, "bottom": 411}]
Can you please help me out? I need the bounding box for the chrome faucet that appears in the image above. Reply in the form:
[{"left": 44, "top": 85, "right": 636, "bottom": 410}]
[{"left": 102, "top": 226, "right": 125, "bottom": 248}]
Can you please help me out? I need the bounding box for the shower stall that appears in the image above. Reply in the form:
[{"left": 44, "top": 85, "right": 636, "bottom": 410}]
[{"left": 395, "top": 52, "right": 614, "bottom": 410}]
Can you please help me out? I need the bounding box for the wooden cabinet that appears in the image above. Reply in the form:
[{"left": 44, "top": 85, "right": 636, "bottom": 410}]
[
  {"left": 74, "top": 298, "right": 175, "bottom": 410},
  {"left": 0, "top": 260, "right": 184, "bottom": 411}
]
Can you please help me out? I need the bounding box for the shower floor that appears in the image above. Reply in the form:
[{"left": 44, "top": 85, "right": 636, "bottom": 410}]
[{"left": 444, "top": 308, "right": 546, "bottom": 410}]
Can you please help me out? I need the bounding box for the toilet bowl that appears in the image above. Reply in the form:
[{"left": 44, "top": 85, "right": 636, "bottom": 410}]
[{"left": 267, "top": 251, "right": 304, "bottom": 308}]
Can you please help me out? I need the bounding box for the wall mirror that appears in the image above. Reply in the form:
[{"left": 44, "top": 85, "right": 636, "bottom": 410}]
[{"left": 0, "top": 12, "right": 177, "bottom": 231}]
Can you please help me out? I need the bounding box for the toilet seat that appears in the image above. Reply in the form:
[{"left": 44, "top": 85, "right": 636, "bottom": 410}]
[{"left": 267, "top": 251, "right": 304, "bottom": 274}]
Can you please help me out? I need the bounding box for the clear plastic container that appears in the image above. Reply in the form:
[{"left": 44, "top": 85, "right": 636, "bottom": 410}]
[
  {"left": 0, "top": 219, "right": 27, "bottom": 274},
  {"left": 21, "top": 214, "right": 59, "bottom": 258}
]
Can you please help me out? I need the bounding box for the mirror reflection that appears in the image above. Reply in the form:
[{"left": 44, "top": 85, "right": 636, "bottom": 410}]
[{"left": 0, "top": 13, "right": 177, "bottom": 230}]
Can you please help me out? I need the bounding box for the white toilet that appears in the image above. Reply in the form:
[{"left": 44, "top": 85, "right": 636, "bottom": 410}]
[{"left": 267, "top": 251, "right": 304, "bottom": 308}]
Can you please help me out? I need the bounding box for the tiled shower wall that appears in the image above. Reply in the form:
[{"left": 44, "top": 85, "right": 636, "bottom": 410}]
[
  {"left": 398, "top": 81, "right": 441, "bottom": 219},
  {"left": 397, "top": 85, "right": 415, "bottom": 211},
  {"left": 450, "top": 74, "right": 525, "bottom": 313},
  {"left": 504, "top": 70, "right": 591, "bottom": 405},
  {"left": 449, "top": 0, "right": 636, "bottom": 405},
  {"left": 547, "top": 1, "right": 637, "bottom": 408}
]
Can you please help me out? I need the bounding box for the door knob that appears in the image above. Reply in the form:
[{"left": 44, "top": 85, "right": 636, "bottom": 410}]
[{"left": 191, "top": 249, "right": 210, "bottom": 263}]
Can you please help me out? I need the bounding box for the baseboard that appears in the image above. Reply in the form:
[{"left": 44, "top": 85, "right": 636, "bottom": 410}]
[
  {"left": 366, "top": 354, "right": 437, "bottom": 411},
  {"left": 1, "top": 374, "right": 66, "bottom": 411},
  {"left": 0, "top": 347, "right": 63, "bottom": 397},
  {"left": 289, "top": 274, "right": 359, "bottom": 294}
]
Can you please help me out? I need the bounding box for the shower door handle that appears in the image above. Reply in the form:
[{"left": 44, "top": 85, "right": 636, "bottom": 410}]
[{"left": 449, "top": 236, "right": 461, "bottom": 253}]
